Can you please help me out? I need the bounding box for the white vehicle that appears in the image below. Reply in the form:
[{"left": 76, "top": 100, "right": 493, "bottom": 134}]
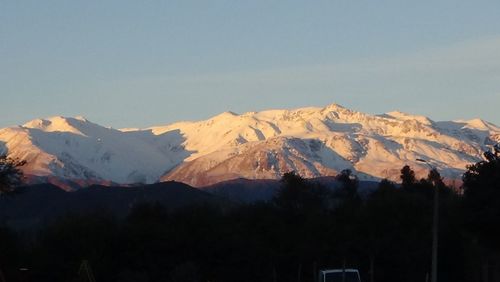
[{"left": 319, "top": 269, "right": 361, "bottom": 282}]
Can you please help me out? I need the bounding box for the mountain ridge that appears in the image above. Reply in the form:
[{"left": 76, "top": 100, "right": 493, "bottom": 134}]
[{"left": 1, "top": 103, "right": 498, "bottom": 188}]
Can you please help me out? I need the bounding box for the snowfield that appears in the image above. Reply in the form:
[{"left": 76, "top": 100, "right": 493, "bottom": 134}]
[{"left": 1, "top": 104, "right": 498, "bottom": 187}]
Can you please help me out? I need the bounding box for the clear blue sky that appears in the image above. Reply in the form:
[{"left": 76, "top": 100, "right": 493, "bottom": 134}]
[{"left": 2, "top": 0, "right": 500, "bottom": 128}]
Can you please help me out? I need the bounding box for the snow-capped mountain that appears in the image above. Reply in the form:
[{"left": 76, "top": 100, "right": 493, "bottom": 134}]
[
  {"left": 1, "top": 104, "right": 499, "bottom": 188},
  {"left": 0, "top": 116, "right": 188, "bottom": 184}
]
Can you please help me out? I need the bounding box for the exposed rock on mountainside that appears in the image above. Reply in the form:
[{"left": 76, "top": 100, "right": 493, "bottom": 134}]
[{"left": 1, "top": 104, "right": 498, "bottom": 188}]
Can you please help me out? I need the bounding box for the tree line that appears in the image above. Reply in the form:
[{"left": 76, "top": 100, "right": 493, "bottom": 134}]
[{"left": 0, "top": 149, "right": 499, "bottom": 282}]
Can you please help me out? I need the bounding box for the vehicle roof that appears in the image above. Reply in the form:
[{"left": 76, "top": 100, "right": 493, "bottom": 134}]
[{"left": 320, "top": 269, "right": 359, "bottom": 274}]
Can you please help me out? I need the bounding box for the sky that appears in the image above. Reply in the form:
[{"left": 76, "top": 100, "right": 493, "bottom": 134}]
[{"left": 1, "top": 0, "right": 500, "bottom": 128}]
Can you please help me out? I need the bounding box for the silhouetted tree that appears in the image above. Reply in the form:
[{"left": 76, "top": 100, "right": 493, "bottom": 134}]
[
  {"left": 463, "top": 148, "right": 500, "bottom": 234},
  {"left": 400, "top": 165, "right": 416, "bottom": 189},
  {"left": 335, "top": 169, "right": 360, "bottom": 204},
  {"left": 274, "top": 171, "right": 330, "bottom": 213},
  {"left": 361, "top": 177, "right": 434, "bottom": 282},
  {"left": 427, "top": 168, "right": 444, "bottom": 188},
  {"left": 377, "top": 178, "right": 397, "bottom": 195},
  {"left": 462, "top": 146, "right": 500, "bottom": 281},
  {"left": 0, "top": 155, "right": 25, "bottom": 195}
]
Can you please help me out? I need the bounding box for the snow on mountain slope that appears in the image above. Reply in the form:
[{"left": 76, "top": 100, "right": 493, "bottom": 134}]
[
  {"left": 160, "top": 103, "right": 499, "bottom": 186},
  {"left": 1, "top": 104, "right": 499, "bottom": 188},
  {"left": 0, "top": 116, "right": 189, "bottom": 184},
  {"left": 164, "top": 137, "right": 358, "bottom": 187}
]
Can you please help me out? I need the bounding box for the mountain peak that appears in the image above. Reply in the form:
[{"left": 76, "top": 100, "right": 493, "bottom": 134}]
[
  {"left": 23, "top": 116, "right": 83, "bottom": 134},
  {"left": 324, "top": 103, "right": 347, "bottom": 111},
  {"left": 74, "top": 115, "right": 89, "bottom": 122},
  {"left": 462, "top": 118, "right": 497, "bottom": 131},
  {"left": 216, "top": 111, "right": 238, "bottom": 117},
  {"left": 22, "top": 116, "right": 106, "bottom": 136},
  {"left": 207, "top": 111, "right": 240, "bottom": 124}
]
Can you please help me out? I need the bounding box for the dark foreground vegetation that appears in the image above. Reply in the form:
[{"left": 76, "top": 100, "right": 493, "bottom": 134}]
[{"left": 0, "top": 149, "right": 500, "bottom": 282}]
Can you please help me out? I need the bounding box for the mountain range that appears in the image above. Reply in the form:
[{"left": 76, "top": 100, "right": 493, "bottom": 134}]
[{"left": 1, "top": 103, "right": 498, "bottom": 189}]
